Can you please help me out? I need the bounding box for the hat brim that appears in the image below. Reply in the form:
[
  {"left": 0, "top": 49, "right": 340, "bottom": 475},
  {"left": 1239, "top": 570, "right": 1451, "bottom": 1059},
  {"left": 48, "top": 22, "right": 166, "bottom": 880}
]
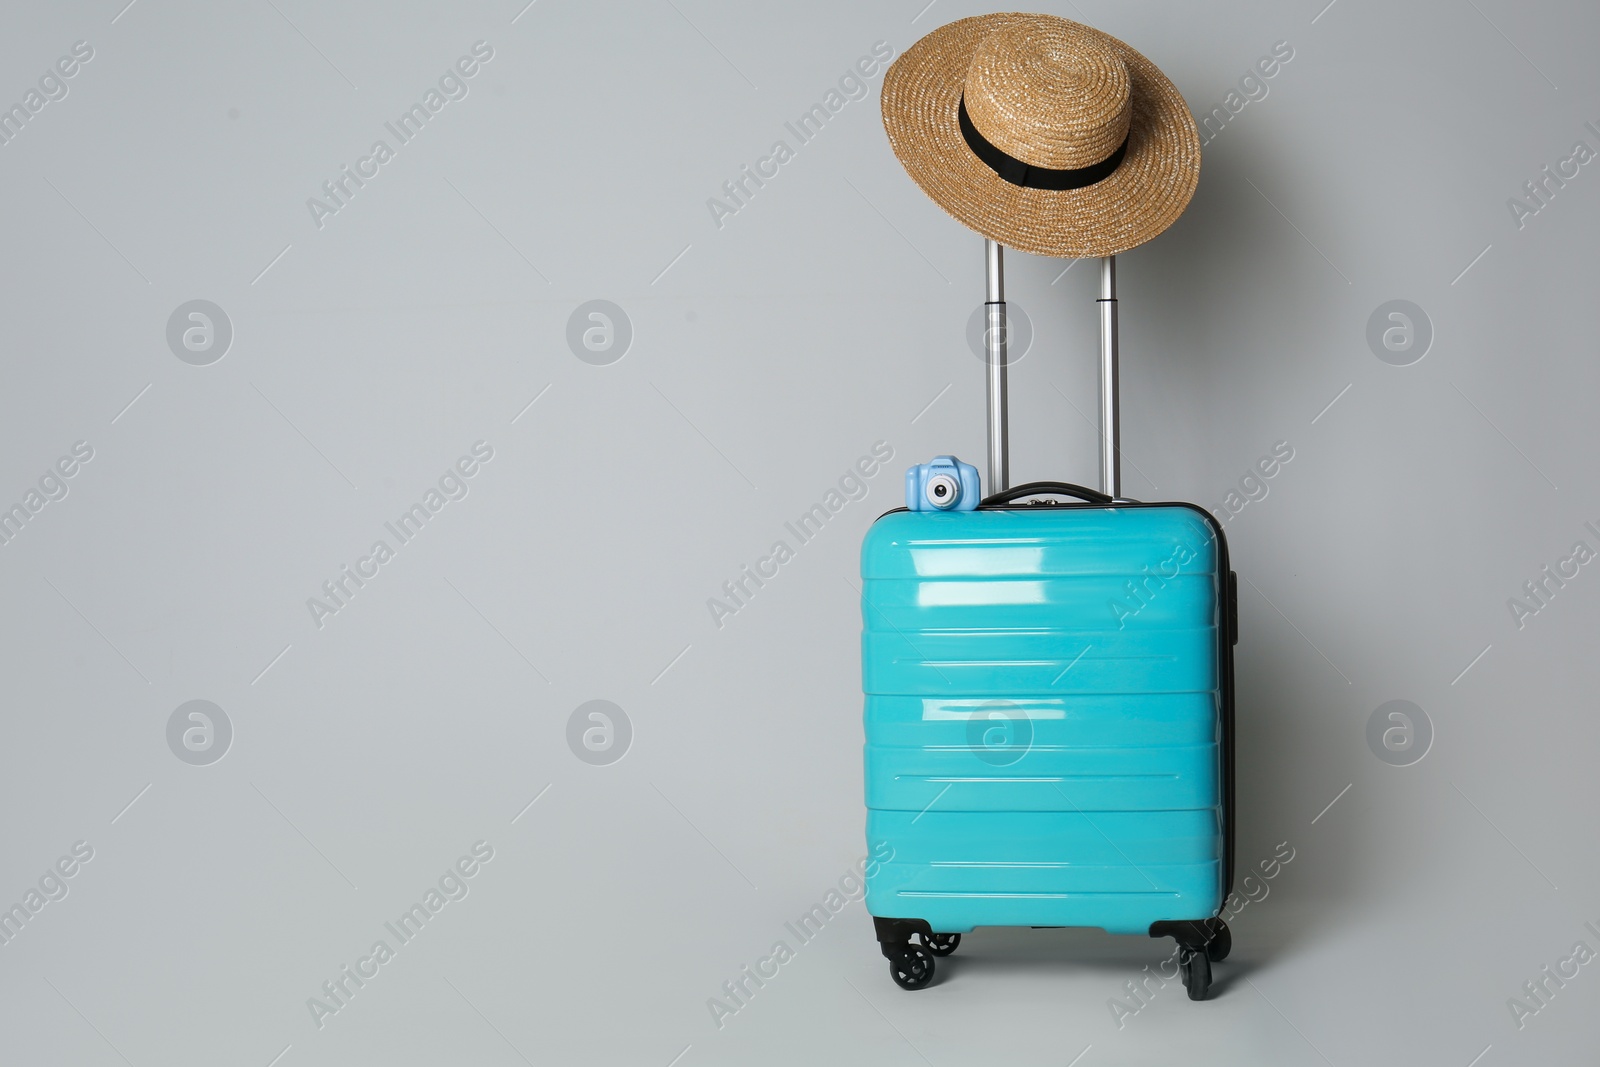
[{"left": 881, "top": 14, "right": 1201, "bottom": 259}]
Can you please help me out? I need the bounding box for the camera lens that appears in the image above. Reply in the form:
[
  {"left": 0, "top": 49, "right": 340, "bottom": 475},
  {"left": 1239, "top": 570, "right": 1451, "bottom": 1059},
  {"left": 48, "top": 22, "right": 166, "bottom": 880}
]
[{"left": 925, "top": 473, "right": 960, "bottom": 510}]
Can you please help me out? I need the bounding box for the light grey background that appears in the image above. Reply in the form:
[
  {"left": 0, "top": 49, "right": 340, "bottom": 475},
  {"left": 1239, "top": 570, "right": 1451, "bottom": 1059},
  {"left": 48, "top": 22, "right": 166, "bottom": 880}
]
[{"left": 2, "top": 1, "right": 1596, "bottom": 1064}]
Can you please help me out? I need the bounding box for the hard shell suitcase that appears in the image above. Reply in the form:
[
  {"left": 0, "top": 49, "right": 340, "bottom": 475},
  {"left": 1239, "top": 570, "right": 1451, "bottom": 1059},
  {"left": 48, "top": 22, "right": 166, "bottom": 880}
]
[{"left": 861, "top": 246, "right": 1236, "bottom": 998}]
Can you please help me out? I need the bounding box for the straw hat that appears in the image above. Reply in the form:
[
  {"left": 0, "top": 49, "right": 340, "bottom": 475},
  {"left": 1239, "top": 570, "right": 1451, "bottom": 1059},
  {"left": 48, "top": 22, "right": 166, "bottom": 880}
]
[{"left": 881, "top": 13, "right": 1200, "bottom": 258}]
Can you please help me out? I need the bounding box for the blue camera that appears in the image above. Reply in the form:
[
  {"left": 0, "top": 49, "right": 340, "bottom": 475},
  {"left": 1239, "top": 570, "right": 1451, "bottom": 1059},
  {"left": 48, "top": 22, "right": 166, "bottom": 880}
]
[{"left": 906, "top": 455, "right": 981, "bottom": 512}]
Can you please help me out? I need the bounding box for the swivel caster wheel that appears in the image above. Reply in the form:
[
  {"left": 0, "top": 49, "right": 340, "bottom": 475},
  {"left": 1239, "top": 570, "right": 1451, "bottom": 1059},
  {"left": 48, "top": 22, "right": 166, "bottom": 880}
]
[
  {"left": 889, "top": 944, "right": 935, "bottom": 990},
  {"left": 924, "top": 933, "right": 960, "bottom": 957},
  {"left": 1179, "top": 947, "right": 1212, "bottom": 1001}
]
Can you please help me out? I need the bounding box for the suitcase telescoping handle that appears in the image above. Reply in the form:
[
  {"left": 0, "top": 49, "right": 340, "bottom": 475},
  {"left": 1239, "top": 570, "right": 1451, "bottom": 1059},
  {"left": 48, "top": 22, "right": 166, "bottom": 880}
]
[
  {"left": 1096, "top": 255, "right": 1121, "bottom": 500},
  {"left": 983, "top": 240, "right": 1010, "bottom": 493},
  {"left": 982, "top": 240, "right": 1121, "bottom": 499}
]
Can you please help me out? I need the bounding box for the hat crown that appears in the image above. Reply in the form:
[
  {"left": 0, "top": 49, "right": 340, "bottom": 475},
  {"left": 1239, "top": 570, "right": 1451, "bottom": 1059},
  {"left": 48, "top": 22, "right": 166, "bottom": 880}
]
[{"left": 962, "top": 19, "right": 1132, "bottom": 170}]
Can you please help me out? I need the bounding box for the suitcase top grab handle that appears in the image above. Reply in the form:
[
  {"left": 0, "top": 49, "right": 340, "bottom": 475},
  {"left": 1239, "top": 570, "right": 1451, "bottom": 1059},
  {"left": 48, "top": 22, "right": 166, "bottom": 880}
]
[{"left": 980, "top": 480, "right": 1112, "bottom": 507}]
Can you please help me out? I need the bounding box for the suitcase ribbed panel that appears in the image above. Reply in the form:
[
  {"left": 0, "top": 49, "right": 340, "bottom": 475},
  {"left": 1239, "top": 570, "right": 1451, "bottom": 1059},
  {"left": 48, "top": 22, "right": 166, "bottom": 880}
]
[{"left": 861, "top": 506, "right": 1224, "bottom": 935}]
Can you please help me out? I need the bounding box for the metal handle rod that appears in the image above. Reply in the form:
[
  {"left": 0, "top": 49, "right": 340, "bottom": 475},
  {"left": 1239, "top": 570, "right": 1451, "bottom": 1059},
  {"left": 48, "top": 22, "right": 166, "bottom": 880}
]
[
  {"left": 984, "top": 239, "right": 1009, "bottom": 493},
  {"left": 1097, "top": 255, "right": 1120, "bottom": 500}
]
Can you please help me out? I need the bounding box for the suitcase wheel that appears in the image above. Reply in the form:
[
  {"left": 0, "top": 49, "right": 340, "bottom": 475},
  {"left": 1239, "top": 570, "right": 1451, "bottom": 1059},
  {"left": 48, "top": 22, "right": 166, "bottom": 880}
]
[
  {"left": 1179, "top": 947, "right": 1212, "bottom": 1001},
  {"left": 888, "top": 944, "right": 935, "bottom": 990},
  {"left": 924, "top": 932, "right": 961, "bottom": 957}
]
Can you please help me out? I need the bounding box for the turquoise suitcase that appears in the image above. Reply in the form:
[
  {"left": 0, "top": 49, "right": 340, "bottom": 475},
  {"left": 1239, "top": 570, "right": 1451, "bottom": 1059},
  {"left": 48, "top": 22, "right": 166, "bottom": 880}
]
[{"left": 862, "top": 251, "right": 1236, "bottom": 998}]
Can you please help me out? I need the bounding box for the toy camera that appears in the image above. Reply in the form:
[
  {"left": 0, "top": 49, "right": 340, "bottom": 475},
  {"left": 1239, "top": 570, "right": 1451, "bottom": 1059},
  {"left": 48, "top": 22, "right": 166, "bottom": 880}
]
[{"left": 905, "top": 455, "right": 980, "bottom": 512}]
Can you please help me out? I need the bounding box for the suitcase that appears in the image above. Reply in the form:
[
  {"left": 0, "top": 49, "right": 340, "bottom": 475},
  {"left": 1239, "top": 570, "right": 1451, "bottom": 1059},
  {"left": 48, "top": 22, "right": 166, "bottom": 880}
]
[{"left": 861, "top": 244, "right": 1237, "bottom": 998}]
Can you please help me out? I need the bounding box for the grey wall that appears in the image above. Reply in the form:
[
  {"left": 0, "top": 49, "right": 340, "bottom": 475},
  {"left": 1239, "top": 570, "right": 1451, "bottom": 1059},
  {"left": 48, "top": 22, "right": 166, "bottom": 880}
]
[{"left": 2, "top": 1, "right": 1597, "bottom": 1064}]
